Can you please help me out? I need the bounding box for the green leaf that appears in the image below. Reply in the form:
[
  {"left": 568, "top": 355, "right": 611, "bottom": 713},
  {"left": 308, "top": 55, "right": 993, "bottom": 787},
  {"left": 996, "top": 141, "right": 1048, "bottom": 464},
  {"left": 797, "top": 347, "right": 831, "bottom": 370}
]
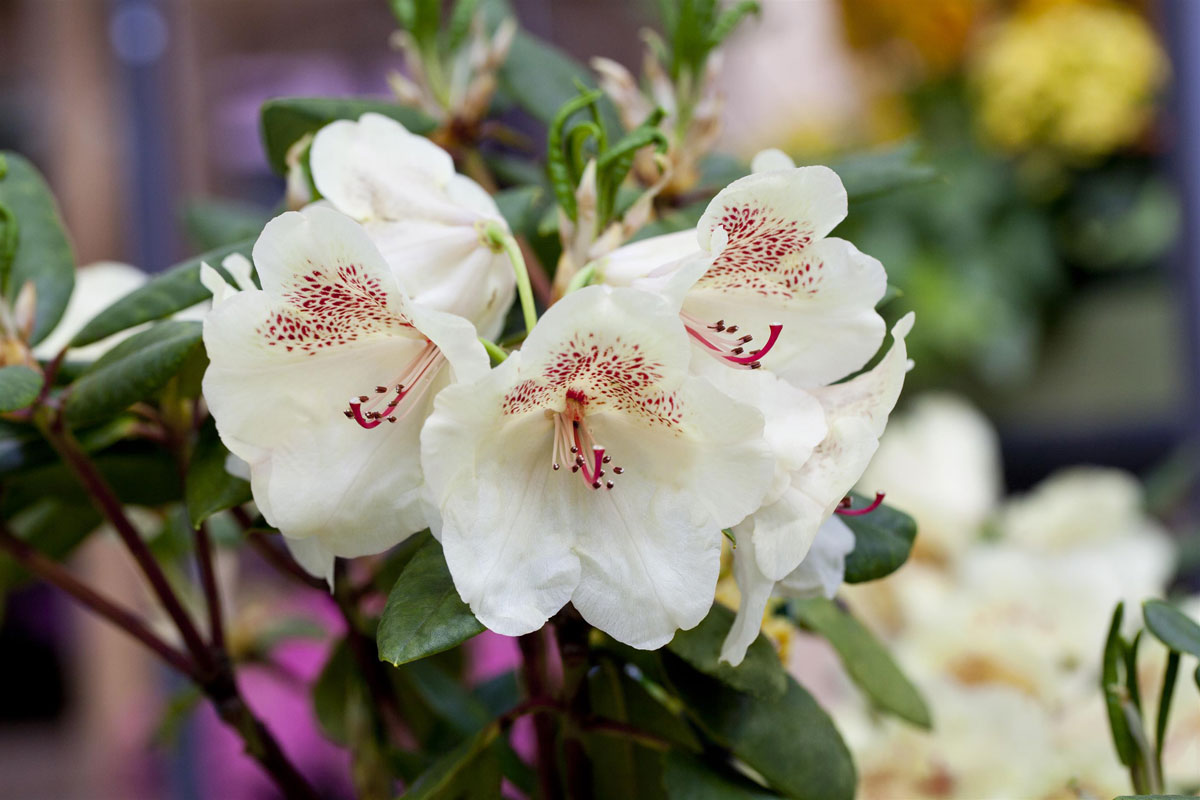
[
  {"left": 1144, "top": 599, "right": 1200, "bottom": 658},
  {"left": 1103, "top": 602, "right": 1138, "bottom": 767},
  {"left": 590, "top": 658, "right": 701, "bottom": 752},
  {"left": 185, "top": 420, "right": 251, "bottom": 528},
  {"left": 499, "top": 30, "right": 621, "bottom": 131},
  {"left": 259, "top": 97, "right": 437, "bottom": 174},
  {"left": 0, "top": 365, "right": 41, "bottom": 412},
  {"left": 377, "top": 537, "right": 484, "bottom": 666},
  {"left": 664, "top": 655, "right": 856, "bottom": 800},
  {"left": 1155, "top": 649, "right": 1179, "bottom": 763},
  {"left": 587, "top": 660, "right": 671, "bottom": 800},
  {"left": 312, "top": 639, "right": 357, "bottom": 745},
  {"left": 0, "top": 152, "right": 76, "bottom": 344},
  {"left": 0, "top": 498, "right": 103, "bottom": 592},
  {"left": 663, "top": 751, "right": 782, "bottom": 799},
  {"left": 71, "top": 239, "right": 252, "bottom": 348},
  {"left": 790, "top": 597, "right": 930, "bottom": 728},
  {"left": 707, "top": 1, "right": 760, "bottom": 49},
  {"left": 828, "top": 141, "right": 938, "bottom": 205},
  {"left": 841, "top": 496, "right": 918, "bottom": 583},
  {"left": 400, "top": 723, "right": 501, "bottom": 799},
  {"left": 182, "top": 198, "right": 271, "bottom": 251},
  {"left": 667, "top": 601, "right": 786, "bottom": 699},
  {"left": 65, "top": 320, "right": 204, "bottom": 427}
]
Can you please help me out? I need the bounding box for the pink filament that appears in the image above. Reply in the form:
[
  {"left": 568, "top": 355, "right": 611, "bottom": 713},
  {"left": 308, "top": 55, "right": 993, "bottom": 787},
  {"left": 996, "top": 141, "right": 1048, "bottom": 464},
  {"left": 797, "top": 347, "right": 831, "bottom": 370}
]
[{"left": 835, "top": 492, "right": 885, "bottom": 517}]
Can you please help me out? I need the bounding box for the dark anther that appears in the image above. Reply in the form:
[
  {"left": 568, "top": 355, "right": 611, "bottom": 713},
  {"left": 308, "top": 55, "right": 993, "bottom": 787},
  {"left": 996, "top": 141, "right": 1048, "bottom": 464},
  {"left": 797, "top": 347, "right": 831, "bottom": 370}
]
[
  {"left": 731, "top": 347, "right": 744, "bottom": 355},
  {"left": 613, "top": 466, "right": 625, "bottom": 474},
  {"left": 749, "top": 362, "right": 762, "bottom": 369},
  {"left": 358, "top": 395, "right": 369, "bottom": 403},
  {"left": 602, "top": 455, "right": 612, "bottom": 464},
  {"left": 553, "top": 463, "right": 561, "bottom": 471},
  {"left": 606, "top": 481, "right": 615, "bottom": 489},
  {"left": 343, "top": 410, "right": 353, "bottom": 418},
  {"left": 726, "top": 325, "right": 739, "bottom": 333},
  {"left": 571, "top": 465, "right": 580, "bottom": 473},
  {"left": 570, "top": 445, "right": 579, "bottom": 454},
  {"left": 591, "top": 481, "right": 602, "bottom": 489},
  {"left": 376, "top": 386, "right": 387, "bottom": 393},
  {"left": 387, "top": 416, "right": 397, "bottom": 423},
  {"left": 739, "top": 334, "right": 753, "bottom": 344}
]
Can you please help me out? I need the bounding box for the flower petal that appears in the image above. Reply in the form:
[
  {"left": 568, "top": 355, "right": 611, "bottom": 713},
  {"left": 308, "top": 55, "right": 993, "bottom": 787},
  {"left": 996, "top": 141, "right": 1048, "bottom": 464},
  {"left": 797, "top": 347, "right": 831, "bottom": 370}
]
[
  {"left": 310, "top": 113, "right": 467, "bottom": 224},
  {"left": 282, "top": 534, "right": 336, "bottom": 588},
  {"left": 570, "top": 377, "right": 774, "bottom": 648},
  {"left": 749, "top": 313, "right": 913, "bottom": 581},
  {"left": 683, "top": 236, "right": 887, "bottom": 387},
  {"left": 421, "top": 360, "right": 581, "bottom": 636},
  {"left": 369, "top": 219, "right": 515, "bottom": 340},
  {"left": 719, "top": 526, "right": 776, "bottom": 666},
  {"left": 696, "top": 165, "right": 847, "bottom": 259},
  {"left": 776, "top": 515, "right": 856, "bottom": 598},
  {"left": 598, "top": 230, "right": 700, "bottom": 288}
]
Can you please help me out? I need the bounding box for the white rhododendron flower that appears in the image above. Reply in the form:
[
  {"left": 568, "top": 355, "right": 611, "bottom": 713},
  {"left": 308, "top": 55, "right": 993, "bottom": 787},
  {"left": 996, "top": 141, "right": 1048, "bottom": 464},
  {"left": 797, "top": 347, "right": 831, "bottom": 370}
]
[
  {"left": 421, "top": 284, "right": 774, "bottom": 648},
  {"left": 201, "top": 206, "right": 488, "bottom": 584},
  {"left": 602, "top": 153, "right": 886, "bottom": 388},
  {"left": 309, "top": 113, "right": 515, "bottom": 338},
  {"left": 719, "top": 314, "right": 913, "bottom": 664}
]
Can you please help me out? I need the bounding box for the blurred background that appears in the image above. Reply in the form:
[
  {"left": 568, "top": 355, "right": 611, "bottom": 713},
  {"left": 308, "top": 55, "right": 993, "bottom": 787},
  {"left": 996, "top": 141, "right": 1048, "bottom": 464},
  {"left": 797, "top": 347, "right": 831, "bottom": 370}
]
[{"left": 1, "top": 0, "right": 1197, "bottom": 797}]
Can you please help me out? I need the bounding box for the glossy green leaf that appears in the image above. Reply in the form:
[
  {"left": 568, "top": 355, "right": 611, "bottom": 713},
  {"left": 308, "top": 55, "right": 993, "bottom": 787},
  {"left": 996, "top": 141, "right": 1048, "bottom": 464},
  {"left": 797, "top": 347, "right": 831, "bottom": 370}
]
[
  {"left": 0, "top": 152, "right": 76, "bottom": 344},
  {"left": 828, "top": 141, "right": 938, "bottom": 204},
  {"left": 182, "top": 198, "right": 271, "bottom": 251},
  {"left": 312, "top": 639, "right": 357, "bottom": 745},
  {"left": 664, "top": 654, "right": 856, "bottom": 800},
  {"left": 791, "top": 597, "right": 930, "bottom": 728},
  {"left": 590, "top": 658, "right": 701, "bottom": 752},
  {"left": 1155, "top": 649, "right": 1180, "bottom": 763},
  {"left": 841, "top": 496, "right": 918, "bottom": 583},
  {"left": 0, "top": 415, "right": 134, "bottom": 477},
  {"left": 667, "top": 601, "right": 786, "bottom": 699},
  {"left": 185, "top": 420, "right": 251, "bottom": 528},
  {"left": 377, "top": 538, "right": 484, "bottom": 666},
  {"left": 1144, "top": 600, "right": 1200, "bottom": 658},
  {"left": 1103, "top": 602, "right": 1138, "bottom": 767},
  {"left": 0, "top": 365, "right": 40, "bottom": 412},
  {"left": 65, "top": 320, "right": 204, "bottom": 426},
  {"left": 71, "top": 239, "right": 252, "bottom": 348},
  {"left": 663, "top": 751, "right": 782, "bottom": 799},
  {"left": 587, "top": 660, "right": 671, "bottom": 800},
  {"left": 401, "top": 723, "right": 501, "bottom": 799},
  {"left": 259, "top": 97, "right": 436, "bottom": 174}
]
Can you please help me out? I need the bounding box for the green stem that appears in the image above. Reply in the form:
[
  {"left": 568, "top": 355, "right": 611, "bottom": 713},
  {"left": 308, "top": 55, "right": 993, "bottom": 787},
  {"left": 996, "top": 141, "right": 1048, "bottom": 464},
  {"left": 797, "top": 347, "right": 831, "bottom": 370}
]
[
  {"left": 483, "top": 221, "right": 538, "bottom": 336},
  {"left": 564, "top": 262, "right": 599, "bottom": 295},
  {"left": 479, "top": 337, "right": 508, "bottom": 365}
]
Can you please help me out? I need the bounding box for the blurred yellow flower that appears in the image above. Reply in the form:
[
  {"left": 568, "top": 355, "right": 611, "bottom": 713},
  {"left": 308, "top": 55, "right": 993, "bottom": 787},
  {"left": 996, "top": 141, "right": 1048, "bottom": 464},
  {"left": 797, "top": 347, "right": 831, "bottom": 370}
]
[
  {"left": 971, "top": 2, "right": 1168, "bottom": 159},
  {"left": 838, "top": 0, "right": 992, "bottom": 76}
]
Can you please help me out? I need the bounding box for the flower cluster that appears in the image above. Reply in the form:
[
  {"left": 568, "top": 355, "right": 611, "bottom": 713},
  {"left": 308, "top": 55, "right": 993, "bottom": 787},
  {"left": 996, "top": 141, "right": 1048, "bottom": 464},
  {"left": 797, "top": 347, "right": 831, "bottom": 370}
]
[
  {"left": 201, "top": 113, "right": 911, "bottom": 658},
  {"left": 797, "top": 395, "right": 1192, "bottom": 799},
  {"left": 971, "top": 1, "right": 1168, "bottom": 160}
]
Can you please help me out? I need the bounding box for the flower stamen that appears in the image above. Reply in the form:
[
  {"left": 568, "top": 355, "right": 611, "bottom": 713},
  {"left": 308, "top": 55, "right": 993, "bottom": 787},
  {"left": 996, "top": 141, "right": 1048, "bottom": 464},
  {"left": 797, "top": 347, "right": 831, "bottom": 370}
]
[
  {"left": 681, "top": 311, "right": 783, "bottom": 370},
  {"left": 548, "top": 393, "right": 620, "bottom": 490},
  {"left": 835, "top": 492, "right": 885, "bottom": 517},
  {"left": 345, "top": 340, "right": 443, "bottom": 429}
]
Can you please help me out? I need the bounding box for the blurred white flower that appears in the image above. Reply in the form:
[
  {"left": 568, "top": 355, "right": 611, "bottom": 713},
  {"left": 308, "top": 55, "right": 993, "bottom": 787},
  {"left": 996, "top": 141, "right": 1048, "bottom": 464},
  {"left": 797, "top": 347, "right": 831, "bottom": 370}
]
[{"left": 857, "top": 393, "right": 1004, "bottom": 562}]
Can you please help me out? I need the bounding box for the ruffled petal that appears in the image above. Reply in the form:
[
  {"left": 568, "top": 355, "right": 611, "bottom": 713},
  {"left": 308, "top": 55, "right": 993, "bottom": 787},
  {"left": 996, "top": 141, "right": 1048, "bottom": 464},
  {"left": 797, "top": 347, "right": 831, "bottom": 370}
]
[
  {"left": 682, "top": 236, "right": 887, "bottom": 388},
  {"left": 310, "top": 113, "right": 468, "bottom": 224},
  {"left": 421, "top": 359, "right": 581, "bottom": 636},
  {"left": 569, "top": 377, "right": 774, "bottom": 648},
  {"left": 599, "top": 230, "right": 700, "bottom": 288},
  {"left": 282, "top": 534, "right": 336, "bottom": 588},
  {"left": 776, "top": 516, "right": 856, "bottom": 598},
  {"left": 696, "top": 165, "right": 847, "bottom": 257},
  {"left": 719, "top": 526, "right": 776, "bottom": 666},
  {"left": 748, "top": 313, "right": 913, "bottom": 581},
  {"left": 369, "top": 219, "right": 515, "bottom": 339}
]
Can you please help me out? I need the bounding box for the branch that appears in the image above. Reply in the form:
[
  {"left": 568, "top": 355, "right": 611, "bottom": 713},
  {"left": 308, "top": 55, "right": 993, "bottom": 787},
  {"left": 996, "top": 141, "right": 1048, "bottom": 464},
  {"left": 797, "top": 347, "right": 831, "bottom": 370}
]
[
  {"left": 518, "top": 628, "right": 564, "bottom": 800},
  {"left": 0, "top": 523, "right": 196, "bottom": 678},
  {"left": 38, "top": 413, "right": 213, "bottom": 668},
  {"left": 194, "top": 521, "right": 225, "bottom": 651}
]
